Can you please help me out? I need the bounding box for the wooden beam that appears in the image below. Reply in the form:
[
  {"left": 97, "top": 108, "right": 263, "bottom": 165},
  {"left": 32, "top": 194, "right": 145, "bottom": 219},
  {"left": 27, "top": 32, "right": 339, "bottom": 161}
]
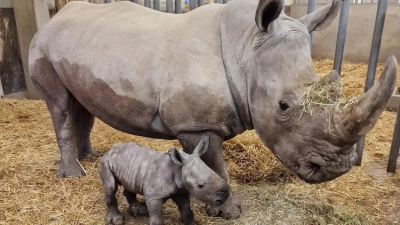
[
  {"left": 12, "top": 0, "right": 41, "bottom": 99},
  {"left": 0, "top": 0, "right": 13, "bottom": 8},
  {"left": 33, "top": 0, "right": 51, "bottom": 30}
]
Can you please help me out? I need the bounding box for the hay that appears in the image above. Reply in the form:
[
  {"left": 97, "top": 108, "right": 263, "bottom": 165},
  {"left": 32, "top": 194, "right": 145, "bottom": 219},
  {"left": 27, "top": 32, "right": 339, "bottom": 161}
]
[
  {"left": 1, "top": 59, "right": 400, "bottom": 224},
  {"left": 298, "top": 72, "right": 363, "bottom": 115}
]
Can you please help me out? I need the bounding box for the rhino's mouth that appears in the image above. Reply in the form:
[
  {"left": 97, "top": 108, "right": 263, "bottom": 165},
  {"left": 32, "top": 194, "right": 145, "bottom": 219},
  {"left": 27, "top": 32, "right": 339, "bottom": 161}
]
[{"left": 295, "top": 148, "right": 358, "bottom": 184}]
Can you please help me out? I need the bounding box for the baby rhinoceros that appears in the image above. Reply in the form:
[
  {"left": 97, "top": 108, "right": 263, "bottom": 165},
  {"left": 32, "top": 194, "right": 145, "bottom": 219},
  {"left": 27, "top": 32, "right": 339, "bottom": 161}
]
[{"left": 98, "top": 135, "right": 229, "bottom": 225}]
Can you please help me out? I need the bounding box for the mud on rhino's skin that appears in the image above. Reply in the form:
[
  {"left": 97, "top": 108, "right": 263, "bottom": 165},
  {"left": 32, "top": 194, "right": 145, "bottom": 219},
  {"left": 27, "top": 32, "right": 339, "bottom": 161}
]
[
  {"left": 98, "top": 136, "right": 229, "bottom": 225},
  {"left": 28, "top": 0, "right": 398, "bottom": 220}
]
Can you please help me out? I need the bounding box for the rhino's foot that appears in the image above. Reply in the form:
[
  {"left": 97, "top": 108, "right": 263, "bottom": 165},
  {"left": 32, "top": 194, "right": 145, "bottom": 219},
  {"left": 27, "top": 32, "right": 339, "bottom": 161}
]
[
  {"left": 56, "top": 160, "right": 86, "bottom": 178},
  {"left": 78, "top": 148, "right": 100, "bottom": 161},
  {"left": 105, "top": 211, "right": 124, "bottom": 225},
  {"left": 205, "top": 193, "right": 242, "bottom": 220},
  {"left": 128, "top": 203, "right": 149, "bottom": 217}
]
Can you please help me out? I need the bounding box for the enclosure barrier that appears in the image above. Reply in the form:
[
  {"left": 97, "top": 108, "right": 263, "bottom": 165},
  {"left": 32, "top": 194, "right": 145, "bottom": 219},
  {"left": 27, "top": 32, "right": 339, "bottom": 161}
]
[
  {"left": 306, "top": 0, "right": 316, "bottom": 47},
  {"left": 304, "top": 0, "right": 397, "bottom": 170},
  {"left": 333, "top": 0, "right": 350, "bottom": 74},
  {"left": 354, "top": 0, "right": 388, "bottom": 166}
]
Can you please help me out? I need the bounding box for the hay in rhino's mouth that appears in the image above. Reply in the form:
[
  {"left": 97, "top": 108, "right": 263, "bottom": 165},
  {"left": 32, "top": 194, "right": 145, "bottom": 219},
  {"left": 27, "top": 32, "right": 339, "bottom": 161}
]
[{"left": 297, "top": 75, "right": 363, "bottom": 115}]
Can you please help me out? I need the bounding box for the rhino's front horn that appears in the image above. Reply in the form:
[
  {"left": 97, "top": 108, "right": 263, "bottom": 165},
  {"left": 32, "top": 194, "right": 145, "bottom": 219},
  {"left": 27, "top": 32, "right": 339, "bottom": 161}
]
[{"left": 333, "top": 55, "right": 398, "bottom": 140}]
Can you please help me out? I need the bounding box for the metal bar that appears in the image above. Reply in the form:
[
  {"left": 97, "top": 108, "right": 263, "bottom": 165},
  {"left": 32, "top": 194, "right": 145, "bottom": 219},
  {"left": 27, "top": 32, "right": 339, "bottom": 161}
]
[
  {"left": 189, "top": 0, "right": 196, "bottom": 10},
  {"left": 355, "top": 0, "right": 388, "bottom": 166},
  {"left": 105, "top": 0, "right": 112, "bottom": 3},
  {"left": 144, "top": 0, "right": 151, "bottom": 8},
  {"left": 387, "top": 99, "right": 400, "bottom": 173},
  {"left": 223, "top": 0, "right": 230, "bottom": 3},
  {"left": 199, "top": 0, "right": 204, "bottom": 6},
  {"left": 281, "top": 0, "right": 285, "bottom": 11},
  {"left": 133, "top": 0, "right": 139, "bottom": 3},
  {"left": 307, "top": 0, "right": 316, "bottom": 49},
  {"left": 214, "top": 0, "right": 221, "bottom": 3},
  {"left": 333, "top": 0, "right": 350, "bottom": 74},
  {"left": 166, "top": 0, "right": 173, "bottom": 13},
  {"left": 153, "top": 0, "right": 160, "bottom": 10},
  {"left": 175, "top": 0, "right": 182, "bottom": 14}
]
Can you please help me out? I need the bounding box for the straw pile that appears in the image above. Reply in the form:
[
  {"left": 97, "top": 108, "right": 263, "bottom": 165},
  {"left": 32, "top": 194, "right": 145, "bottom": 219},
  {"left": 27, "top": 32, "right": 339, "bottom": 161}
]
[
  {"left": 1, "top": 59, "right": 400, "bottom": 224},
  {"left": 297, "top": 70, "right": 365, "bottom": 116}
]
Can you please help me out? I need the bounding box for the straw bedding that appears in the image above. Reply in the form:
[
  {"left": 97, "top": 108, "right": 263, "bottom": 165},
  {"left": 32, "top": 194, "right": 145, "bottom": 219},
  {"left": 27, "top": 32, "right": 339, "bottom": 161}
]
[{"left": 1, "top": 60, "right": 400, "bottom": 224}]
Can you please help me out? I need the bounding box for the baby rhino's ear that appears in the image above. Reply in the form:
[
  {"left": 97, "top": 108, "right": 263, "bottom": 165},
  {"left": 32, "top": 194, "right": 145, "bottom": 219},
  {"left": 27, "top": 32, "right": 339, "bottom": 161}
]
[
  {"left": 168, "top": 148, "right": 186, "bottom": 166},
  {"left": 192, "top": 135, "right": 210, "bottom": 157}
]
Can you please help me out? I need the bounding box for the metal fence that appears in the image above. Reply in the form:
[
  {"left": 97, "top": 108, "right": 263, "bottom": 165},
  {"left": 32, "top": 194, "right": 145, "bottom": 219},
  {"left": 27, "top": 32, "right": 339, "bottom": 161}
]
[
  {"left": 63, "top": 0, "right": 231, "bottom": 14},
  {"left": 294, "top": 0, "right": 400, "bottom": 3},
  {"left": 304, "top": 0, "right": 400, "bottom": 172}
]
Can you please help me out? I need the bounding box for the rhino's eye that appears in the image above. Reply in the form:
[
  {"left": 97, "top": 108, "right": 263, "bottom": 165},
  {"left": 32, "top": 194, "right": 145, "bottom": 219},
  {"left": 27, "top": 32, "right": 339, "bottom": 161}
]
[
  {"left": 279, "top": 101, "right": 289, "bottom": 111},
  {"left": 198, "top": 184, "right": 204, "bottom": 188}
]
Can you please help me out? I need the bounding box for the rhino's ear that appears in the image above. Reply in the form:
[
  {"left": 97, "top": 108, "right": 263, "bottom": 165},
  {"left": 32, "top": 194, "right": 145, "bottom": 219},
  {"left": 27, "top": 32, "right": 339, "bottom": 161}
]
[
  {"left": 192, "top": 135, "right": 210, "bottom": 157},
  {"left": 255, "top": 0, "right": 282, "bottom": 32},
  {"left": 299, "top": 0, "right": 341, "bottom": 32},
  {"left": 168, "top": 148, "right": 186, "bottom": 166}
]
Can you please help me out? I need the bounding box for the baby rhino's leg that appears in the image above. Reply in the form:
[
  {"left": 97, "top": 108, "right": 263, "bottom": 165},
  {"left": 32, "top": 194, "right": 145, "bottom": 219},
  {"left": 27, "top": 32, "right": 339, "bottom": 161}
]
[
  {"left": 172, "top": 194, "right": 194, "bottom": 225},
  {"left": 146, "top": 199, "right": 164, "bottom": 225},
  {"left": 98, "top": 160, "right": 124, "bottom": 225},
  {"left": 123, "top": 189, "right": 148, "bottom": 217}
]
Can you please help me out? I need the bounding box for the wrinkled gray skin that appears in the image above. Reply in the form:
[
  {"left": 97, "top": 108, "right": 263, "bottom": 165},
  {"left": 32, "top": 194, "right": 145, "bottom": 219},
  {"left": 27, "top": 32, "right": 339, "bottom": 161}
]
[
  {"left": 28, "top": 0, "right": 398, "bottom": 220},
  {"left": 98, "top": 136, "right": 229, "bottom": 225}
]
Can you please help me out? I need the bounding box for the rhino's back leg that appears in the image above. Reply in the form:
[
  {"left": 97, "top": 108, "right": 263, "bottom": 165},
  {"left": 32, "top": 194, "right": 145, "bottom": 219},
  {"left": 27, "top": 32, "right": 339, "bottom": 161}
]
[
  {"left": 29, "top": 56, "right": 85, "bottom": 178},
  {"left": 74, "top": 102, "right": 99, "bottom": 160},
  {"left": 123, "top": 189, "right": 148, "bottom": 217},
  {"left": 98, "top": 159, "right": 124, "bottom": 225}
]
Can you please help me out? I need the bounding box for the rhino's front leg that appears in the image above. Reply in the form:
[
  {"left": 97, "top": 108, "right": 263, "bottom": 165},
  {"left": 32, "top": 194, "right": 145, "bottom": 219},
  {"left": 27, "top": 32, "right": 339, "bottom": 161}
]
[
  {"left": 177, "top": 133, "right": 242, "bottom": 220},
  {"left": 172, "top": 193, "right": 194, "bottom": 225},
  {"left": 146, "top": 199, "right": 164, "bottom": 225}
]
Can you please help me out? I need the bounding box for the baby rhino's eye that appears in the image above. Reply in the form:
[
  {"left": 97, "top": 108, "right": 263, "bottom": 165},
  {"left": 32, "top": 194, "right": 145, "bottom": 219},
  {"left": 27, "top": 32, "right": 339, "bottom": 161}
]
[{"left": 198, "top": 181, "right": 205, "bottom": 189}]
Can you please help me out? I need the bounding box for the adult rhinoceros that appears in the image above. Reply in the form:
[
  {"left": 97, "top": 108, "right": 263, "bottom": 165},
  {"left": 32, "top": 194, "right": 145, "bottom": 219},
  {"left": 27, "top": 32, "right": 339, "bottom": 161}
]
[{"left": 28, "top": 0, "right": 397, "bottom": 220}]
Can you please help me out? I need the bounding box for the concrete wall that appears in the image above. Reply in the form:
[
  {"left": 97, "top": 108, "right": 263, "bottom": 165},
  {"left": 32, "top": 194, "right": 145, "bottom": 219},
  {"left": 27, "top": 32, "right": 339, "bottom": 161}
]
[{"left": 290, "top": 3, "right": 400, "bottom": 63}]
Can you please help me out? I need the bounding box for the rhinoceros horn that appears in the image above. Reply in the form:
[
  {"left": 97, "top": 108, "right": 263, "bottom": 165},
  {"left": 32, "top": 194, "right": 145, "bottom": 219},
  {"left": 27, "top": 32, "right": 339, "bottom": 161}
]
[{"left": 333, "top": 56, "right": 398, "bottom": 140}]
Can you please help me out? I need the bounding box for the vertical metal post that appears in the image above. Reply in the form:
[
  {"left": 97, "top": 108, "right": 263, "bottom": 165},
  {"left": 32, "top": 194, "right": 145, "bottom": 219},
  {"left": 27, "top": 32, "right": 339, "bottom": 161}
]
[
  {"left": 223, "top": 0, "right": 230, "bottom": 3},
  {"left": 153, "top": 0, "right": 160, "bottom": 10},
  {"left": 198, "top": 0, "right": 204, "bottom": 6},
  {"left": 105, "top": 0, "right": 111, "bottom": 3},
  {"left": 281, "top": 0, "right": 285, "bottom": 11},
  {"left": 175, "top": 0, "right": 182, "bottom": 14},
  {"left": 333, "top": 0, "right": 350, "bottom": 74},
  {"left": 189, "top": 0, "right": 196, "bottom": 10},
  {"left": 133, "top": 0, "right": 139, "bottom": 3},
  {"left": 387, "top": 98, "right": 400, "bottom": 173},
  {"left": 214, "top": 0, "right": 221, "bottom": 3},
  {"left": 355, "top": 0, "right": 388, "bottom": 166},
  {"left": 166, "top": 0, "right": 173, "bottom": 13},
  {"left": 144, "top": 0, "right": 151, "bottom": 8},
  {"left": 307, "top": 0, "right": 316, "bottom": 49}
]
